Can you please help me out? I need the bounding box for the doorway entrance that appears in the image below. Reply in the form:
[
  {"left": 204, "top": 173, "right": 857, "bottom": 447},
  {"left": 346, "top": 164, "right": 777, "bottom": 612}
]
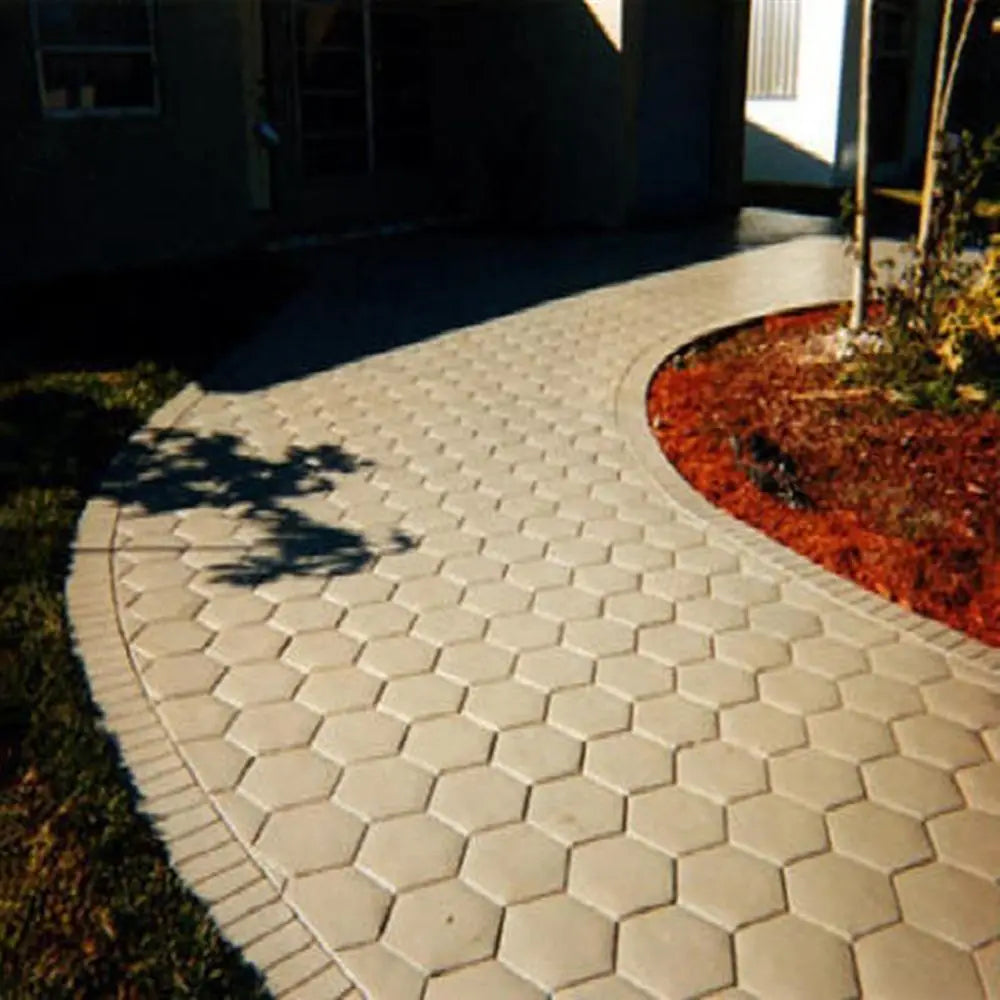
[{"left": 264, "top": 0, "right": 436, "bottom": 229}]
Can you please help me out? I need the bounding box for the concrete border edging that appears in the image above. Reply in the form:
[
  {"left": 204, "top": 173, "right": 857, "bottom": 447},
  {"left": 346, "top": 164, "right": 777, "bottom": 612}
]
[
  {"left": 615, "top": 304, "right": 1000, "bottom": 690},
  {"left": 66, "top": 381, "right": 357, "bottom": 999}
]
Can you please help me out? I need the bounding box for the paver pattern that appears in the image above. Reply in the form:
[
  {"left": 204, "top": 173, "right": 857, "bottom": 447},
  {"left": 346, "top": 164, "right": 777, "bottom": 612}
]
[{"left": 68, "top": 232, "right": 1000, "bottom": 999}]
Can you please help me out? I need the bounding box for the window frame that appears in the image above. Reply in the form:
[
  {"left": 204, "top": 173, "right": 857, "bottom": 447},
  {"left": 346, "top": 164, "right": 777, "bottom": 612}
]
[{"left": 30, "top": 0, "right": 161, "bottom": 119}]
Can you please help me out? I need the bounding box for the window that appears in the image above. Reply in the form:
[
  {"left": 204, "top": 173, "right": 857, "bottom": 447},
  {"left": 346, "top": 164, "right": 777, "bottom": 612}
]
[
  {"left": 747, "top": 0, "right": 801, "bottom": 100},
  {"left": 31, "top": 0, "right": 158, "bottom": 116}
]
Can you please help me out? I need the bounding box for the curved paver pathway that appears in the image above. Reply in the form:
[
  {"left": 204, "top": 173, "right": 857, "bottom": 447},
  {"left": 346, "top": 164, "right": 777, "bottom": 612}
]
[{"left": 68, "top": 235, "right": 1000, "bottom": 999}]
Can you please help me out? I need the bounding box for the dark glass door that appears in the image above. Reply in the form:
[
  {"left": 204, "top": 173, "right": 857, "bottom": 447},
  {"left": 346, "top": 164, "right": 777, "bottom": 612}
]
[{"left": 264, "top": 0, "right": 434, "bottom": 227}]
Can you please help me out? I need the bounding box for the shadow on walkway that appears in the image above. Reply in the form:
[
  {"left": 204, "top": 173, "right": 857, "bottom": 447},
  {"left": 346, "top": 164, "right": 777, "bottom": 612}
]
[
  {"left": 212, "top": 209, "right": 840, "bottom": 391},
  {"left": 103, "top": 428, "right": 411, "bottom": 586}
]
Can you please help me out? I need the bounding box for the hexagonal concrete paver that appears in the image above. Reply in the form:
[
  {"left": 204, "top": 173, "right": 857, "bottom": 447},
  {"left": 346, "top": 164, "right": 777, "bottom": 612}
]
[
  {"left": 357, "top": 814, "right": 464, "bottom": 892},
  {"left": 335, "top": 757, "right": 433, "bottom": 821},
  {"left": 629, "top": 785, "right": 725, "bottom": 856},
  {"left": 785, "top": 852, "right": 899, "bottom": 939},
  {"left": 956, "top": 761, "right": 1000, "bottom": 815},
  {"left": 282, "top": 629, "right": 360, "bottom": 671},
  {"left": 806, "top": 708, "right": 896, "bottom": 763},
  {"left": 528, "top": 775, "right": 624, "bottom": 846},
  {"left": 929, "top": 808, "right": 1000, "bottom": 880},
  {"left": 759, "top": 667, "right": 839, "bottom": 715},
  {"left": 430, "top": 765, "right": 528, "bottom": 834},
  {"left": 403, "top": 715, "right": 493, "bottom": 772},
  {"left": 569, "top": 835, "right": 674, "bottom": 918},
  {"left": 638, "top": 623, "right": 711, "bottom": 666},
  {"left": 722, "top": 702, "right": 806, "bottom": 756},
  {"left": 827, "top": 799, "right": 933, "bottom": 873},
  {"left": 869, "top": 641, "right": 949, "bottom": 684},
  {"left": 595, "top": 653, "right": 673, "bottom": 699},
  {"left": 895, "top": 862, "right": 1000, "bottom": 949},
  {"left": 863, "top": 755, "right": 963, "bottom": 819},
  {"left": 312, "top": 709, "right": 405, "bottom": 764},
  {"left": 226, "top": 701, "right": 321, "bottom": 755},
  {"left": 678, "top": 660, "right": 757, "bottom": 709},
  {"left": 378, "top": 674, "right": 463, "bottom": 722},
  {"left": 268, "top": 596, "right": 343, "bottom": 634},
  {"left": 295, "top": 667, "right": 382, "bottom": 714},
  {"left": 207, "top": 623, "right": 285, "bottom": 665},
  {"left": 501, "top": 895, "right": 614, "bottom": 992},
  {"left": 855, "top": 924, "right": 984, "bottom": 1000},
  {"left": 286, "top": 867, "right": 391, "bottom": 951},
  {"left": 412, "top": 606, "right": 487, "bottom": 646},
  {"left": 144, "top": 652, "right": 225, "bottom": 700},
  {"left": 254, "top": 800, "right": 365, "bottom": 877},
  {"left": 677, "top": 741, "right": 767, "bottom": 804},
  {"left": 238, "top": 747, "right": 340, "bottom": 811},
  {"left": 214, "top": 660, "right": 301, "bottom": 707},
  {"left": 584, "top": 732, "right": 673, "bottom": 794},
  {"left": 463, "top": 823, "right": 568, "bottom": 904},
  {"left": 437, "top": 641, "right": 514, "bottom": 685},
  {"left": 198, "top": 593, "right": 272, "bottom": 630},
  {"left": 135, "top": 620, "right": 212, "bottom": 660},
  {"left": 633, "top": 693, "right": 717, "bottom": 748},
  {"left": 728, "top": 793, "right": 828, "bottom": 865},
  {"left": 736, "top": 914, "right": 857, "bottom": 1000},
  {"left": 548, "top": 687, "right": 631, "bottom": 740},
  {"left": 679, "top": 844, "right": 785, "bottom": 931},
  {"left": 357, "top": 634, "right": 437, "bottom": 680},
  {"left": 619, "top": 906, "right": 734, "bottom": 999},
  {"left": 423, "top": 961, "right": 544, "bottom": 1000},
  {"left": 516, "top": 648, "right": 594, "bottom": 692},
  {"left": 494, "top": 725, "right": 583, "bottom": 784},
  {"left": 922, "top": 679, "right": 1000, "bottom": 730},
  {"left": 383, "top": 879, "right": 501, "bottom": 974},
  {"left": 769, "top": 749, "right": 863, "bottom": 812},
  {"left": 893, "top": 714, "right": 987, "bottom": 770}
]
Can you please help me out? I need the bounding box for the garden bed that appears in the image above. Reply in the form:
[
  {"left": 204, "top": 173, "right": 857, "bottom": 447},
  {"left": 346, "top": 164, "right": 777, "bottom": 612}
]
[{"left": 647, "top": 305, "right": 1000, "bottom": 647}]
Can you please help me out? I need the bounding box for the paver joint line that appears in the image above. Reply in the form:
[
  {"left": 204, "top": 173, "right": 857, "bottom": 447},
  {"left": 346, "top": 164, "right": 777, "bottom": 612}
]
[{"left": 67, "top": 234, "right": 1000, "bottom": 999}]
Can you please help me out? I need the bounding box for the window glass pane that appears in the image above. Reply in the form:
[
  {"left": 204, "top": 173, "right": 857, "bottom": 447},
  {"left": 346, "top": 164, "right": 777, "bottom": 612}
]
[
  {"left": 41, "top": 50, "right": 154, "bottom": 109},
  {"left": 300, "top": 91, "right": 367, "bottom": 131},
  {"left": 36, "top": 0, "right": 151, "bottom": 46},
  {"left": 299, "top": 49, "right": 365, "bottom": 90},
  {"left": 302, "top": 134, "right": 368, "bottom": 177}
]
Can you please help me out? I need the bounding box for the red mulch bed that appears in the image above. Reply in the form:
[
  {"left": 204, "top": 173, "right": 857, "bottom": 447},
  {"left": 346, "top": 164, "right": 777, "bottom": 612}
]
[{"left": 647, "top": 305, "right": 1000, "bottom": 647}]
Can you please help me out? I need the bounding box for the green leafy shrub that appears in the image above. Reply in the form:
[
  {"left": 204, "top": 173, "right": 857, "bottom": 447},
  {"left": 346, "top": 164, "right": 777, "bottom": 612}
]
[{"left": 848, "top": 126, "right": 1000, "bottom": 410}]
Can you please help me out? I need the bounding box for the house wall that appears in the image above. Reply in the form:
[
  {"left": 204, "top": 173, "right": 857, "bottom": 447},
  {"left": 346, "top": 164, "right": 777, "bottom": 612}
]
[
  {"left": 3, "top": 0, "right": 748, "bottom": 284},
  {"left": 633, "top": 0, "right": 749, "bottom": 218},
  {"left": 430, "top": 0, "right": 631, "bottom": 227},
  {"left": 835, "top": 0, "right": 939, "bottom": 185},
  {"left": 0, "top": 0, "right": 254, "bottom": 286},
  {"left": 744, "top": 0, "right": 849, "bottom": 185}
]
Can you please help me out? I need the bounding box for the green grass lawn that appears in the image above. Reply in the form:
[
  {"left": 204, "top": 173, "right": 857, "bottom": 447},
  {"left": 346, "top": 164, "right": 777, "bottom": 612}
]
[{"left": 0, "top": 251, "right": 305, "bottom": 998}]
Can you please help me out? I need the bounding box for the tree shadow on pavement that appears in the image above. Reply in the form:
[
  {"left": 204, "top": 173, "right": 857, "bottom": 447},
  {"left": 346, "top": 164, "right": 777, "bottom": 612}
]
[{"left": 102, "top": 428, "right": 412, "bottom": 586}]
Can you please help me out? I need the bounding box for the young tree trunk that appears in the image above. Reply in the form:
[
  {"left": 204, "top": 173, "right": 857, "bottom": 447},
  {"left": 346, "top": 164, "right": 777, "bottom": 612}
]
[{"left": 850, "top": 0, "right": 875, "bottom": 331}]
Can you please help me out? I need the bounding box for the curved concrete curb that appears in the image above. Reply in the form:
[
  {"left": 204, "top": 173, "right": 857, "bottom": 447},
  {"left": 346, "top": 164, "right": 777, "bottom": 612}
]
[
  {"left": 615, "top": 307, "right": 1000, "bottom": 690},
  {"left": 67, "top": 383, "right": 358, "bottom": 999}
]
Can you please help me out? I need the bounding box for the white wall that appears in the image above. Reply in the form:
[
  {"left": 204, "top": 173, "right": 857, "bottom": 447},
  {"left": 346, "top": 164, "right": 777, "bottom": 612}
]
[
  {"left": 584, "top": 0, "right": 623, "bottom": 50},
  {"left": 744, "top": 0, "right": 849, "bottom": 184}
]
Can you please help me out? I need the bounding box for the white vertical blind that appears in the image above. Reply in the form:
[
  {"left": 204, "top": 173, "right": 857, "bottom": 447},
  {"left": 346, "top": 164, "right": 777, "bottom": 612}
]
[{"left": 747, "top": 0, "right": 801, "bottom": 99}]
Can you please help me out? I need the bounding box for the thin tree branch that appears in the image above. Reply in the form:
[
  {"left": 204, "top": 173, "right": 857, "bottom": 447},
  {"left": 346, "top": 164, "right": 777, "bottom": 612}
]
[{"left": 939, "top": 0, "right": 980, "bottom": 132}]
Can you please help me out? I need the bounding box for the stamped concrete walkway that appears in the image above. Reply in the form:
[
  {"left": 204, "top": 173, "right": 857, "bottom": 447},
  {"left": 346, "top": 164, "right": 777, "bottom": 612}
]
[{"left": 69, "top": 230, "right": 1000, "bottom": 999}]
